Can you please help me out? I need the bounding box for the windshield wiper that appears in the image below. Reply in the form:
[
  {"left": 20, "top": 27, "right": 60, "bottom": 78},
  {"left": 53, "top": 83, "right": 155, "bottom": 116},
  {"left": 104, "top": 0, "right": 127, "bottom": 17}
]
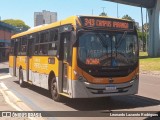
[
  {"left": 115, "top": 31, "right": 127, "bottom": 49},
  {"left": 114, "top": 31, "right": 127, "bottom": 58},
  {"left": 95, "top": 33, "right": 108, "bottom": 48}
]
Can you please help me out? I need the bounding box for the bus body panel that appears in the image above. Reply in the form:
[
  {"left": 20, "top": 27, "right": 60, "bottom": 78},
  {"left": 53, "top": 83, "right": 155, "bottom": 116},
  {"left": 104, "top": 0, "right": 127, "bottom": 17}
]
[
  {"left": 29, "top": 57, "right": 32, "bottom": 81},
  {"left": 28, "top": 56, "right": 59, "bottom": 89},
  {"left": 16, "top": 56, "right": 27, "bottom": 80},
  {"left": 9, "top": 56, "right": 14, "bottom": 76},
  {"left": 31, "top": 71, "right": 49, "bottom": 89},
  {"left": 31, "top": 56, "right": 59, "bottom": 75},
  {"left": 16, "top": 56, "right": 27, "bottom": 70}
]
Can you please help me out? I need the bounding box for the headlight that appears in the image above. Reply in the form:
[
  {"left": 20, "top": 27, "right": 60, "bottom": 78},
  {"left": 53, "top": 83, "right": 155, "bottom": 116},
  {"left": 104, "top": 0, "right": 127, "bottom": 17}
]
[
  {"left": 74, "top": 70, "right": 87, "bottom": 82},
  {"left": 132, "top": 74, "right": 139, "bottom": 80},
  {"left": 130, "top": 73, "right": 139, "bottom": 84}
]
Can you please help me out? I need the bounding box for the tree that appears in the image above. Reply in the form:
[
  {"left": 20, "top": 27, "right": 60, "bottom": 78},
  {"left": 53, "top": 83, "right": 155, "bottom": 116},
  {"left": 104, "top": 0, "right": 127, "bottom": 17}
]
[
  {"left": 138, "top": 31, "right": 148, "bottom": 52},
  {"left": 122, "top": 14, "right": 134, "bottom": 21},
  {"left": 99, "top": 12, "right": 107, "bottom": 16},
  {"left": 143, "top": 23, "right": 149, "bottom": 32},
  {"left": 2, "top": 19, "right": 30, "bottom": 29}
]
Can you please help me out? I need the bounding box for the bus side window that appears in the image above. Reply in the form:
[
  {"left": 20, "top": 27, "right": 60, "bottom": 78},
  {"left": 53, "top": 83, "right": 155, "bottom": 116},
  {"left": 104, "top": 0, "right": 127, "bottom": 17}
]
[
  {"left": 34, "top": 33, "right": 39, "bottom": 55},
  {"left": 36, "top": 33, "right": 40, "bottom": 43},
  {"left": 48, "top": 29, "right": 58, "bottom": 56},
  {"left": 50, "top": 29, "right": 58, "bottom": 41},
  {"left": 17, "top": 38, "right": 21, "bottom": 55},
  {"left": 61, "top": 33, "right": 71, "bottom": 62},
  {"left": 40, "top": 32, "right": 49, "bottom": 43},
  {"left": 21, "top": 36, "right": 27, "bottom": 55},
  {"left": 34, "top": 45, "right": 39, "bottom": 55},
  {"left": 39, "top": 44, "right": 48, "bottom": 55},
  {"left": 10, "top": 40, "right": 14, "bottom": 55},
  {"left": 40, "top": 33, "right": 45, "bottom": 43},
  {"left": 48, "top": 43, "right": 57, "bottom": 56}
]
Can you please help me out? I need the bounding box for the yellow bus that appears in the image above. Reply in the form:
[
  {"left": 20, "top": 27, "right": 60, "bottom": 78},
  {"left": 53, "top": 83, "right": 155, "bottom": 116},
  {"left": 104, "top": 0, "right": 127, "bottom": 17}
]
[{"left": 9, "top": 15, "right": 139, "bottom": 101}]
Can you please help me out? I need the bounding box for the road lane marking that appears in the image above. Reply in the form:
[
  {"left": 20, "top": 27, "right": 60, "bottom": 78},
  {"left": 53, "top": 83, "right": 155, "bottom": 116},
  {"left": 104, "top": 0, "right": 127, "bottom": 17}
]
[
  {"left": 0, "top": 74, "right": 12, "bottom": 80},
  {"left": 0, "top": 82, "right": 45, "bottom": 120},
  {"left": 0, "top": 82, "right": 8, "bottom": 90},
  {"left": 0, "top": 82, "right": 22, "bottom": 111}
]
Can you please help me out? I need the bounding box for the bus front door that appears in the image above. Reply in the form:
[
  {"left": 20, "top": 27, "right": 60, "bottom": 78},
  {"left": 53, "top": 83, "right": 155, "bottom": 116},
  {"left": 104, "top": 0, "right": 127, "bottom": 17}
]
[{"left": 59, "top": 32, "right": 71, "bottom": 94}]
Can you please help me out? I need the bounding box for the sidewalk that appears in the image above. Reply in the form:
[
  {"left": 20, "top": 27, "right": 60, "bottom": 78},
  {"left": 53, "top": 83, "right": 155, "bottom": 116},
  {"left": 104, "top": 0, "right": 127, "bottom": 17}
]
[{"left": 0, "top": 62, "right": 9, "bottom": 77}]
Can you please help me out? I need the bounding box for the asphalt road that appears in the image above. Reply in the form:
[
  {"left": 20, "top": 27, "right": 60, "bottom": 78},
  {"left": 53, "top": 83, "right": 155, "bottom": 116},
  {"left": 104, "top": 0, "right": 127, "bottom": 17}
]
[{"left": 0, "top": 62, "right": 160, "bottom": 120}]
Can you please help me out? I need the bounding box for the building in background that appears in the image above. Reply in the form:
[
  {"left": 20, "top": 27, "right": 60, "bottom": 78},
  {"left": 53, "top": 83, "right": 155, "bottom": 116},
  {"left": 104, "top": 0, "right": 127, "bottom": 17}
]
[
  {"left": 0, "top": 21, "right": 15, "bottom": 61},
  {"left": 34, "top": 10, "right": 57, "bottom": 26}
]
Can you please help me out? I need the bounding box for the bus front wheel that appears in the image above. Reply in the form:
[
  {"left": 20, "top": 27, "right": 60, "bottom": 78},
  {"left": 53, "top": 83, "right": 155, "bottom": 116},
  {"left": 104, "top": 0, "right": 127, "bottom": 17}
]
[{"left": 50, "top": 77, "right": 62, "bottom": 102}]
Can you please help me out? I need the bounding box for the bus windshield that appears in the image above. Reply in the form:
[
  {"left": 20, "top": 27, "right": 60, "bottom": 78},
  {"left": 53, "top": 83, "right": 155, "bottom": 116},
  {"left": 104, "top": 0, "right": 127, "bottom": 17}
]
[{"left": 78, "top": 31, "right": 138, "bottom": 67}]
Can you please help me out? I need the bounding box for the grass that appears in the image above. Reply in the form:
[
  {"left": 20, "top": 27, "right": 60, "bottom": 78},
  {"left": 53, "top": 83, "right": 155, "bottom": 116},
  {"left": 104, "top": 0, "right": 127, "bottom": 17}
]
[{"left": 139, "top": 52, "right": 160, "bottom": 71}]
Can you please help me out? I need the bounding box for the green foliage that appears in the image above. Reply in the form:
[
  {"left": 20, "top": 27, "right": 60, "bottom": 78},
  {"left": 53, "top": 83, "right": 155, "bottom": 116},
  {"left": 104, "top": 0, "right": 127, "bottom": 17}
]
[
  {"left": 122, "top": 14, "right": 134, "bottom": 21},
  {"left": 139, "top": 52, "right": 160, "bottom": 71},
  {"left": 138, "top": 31, "right": 147, "bottom": 42},
  {"left": 138, "top": 31, "right": 148, "bottom": 52},
  {"left": 2, "top": 19, "right": 30, "bottom": 29},
  {"left": 99, "top": 12, "right": 107, "bottom": 16},
  {"left": 143, "top": 23, "right": 149, "bottom": 32}
]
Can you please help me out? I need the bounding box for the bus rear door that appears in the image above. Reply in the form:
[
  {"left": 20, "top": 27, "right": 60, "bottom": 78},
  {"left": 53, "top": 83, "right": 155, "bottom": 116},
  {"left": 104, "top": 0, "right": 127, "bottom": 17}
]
[
  {"left": 26, "top": 37, "right": 34, "bottom": 82},
  {"left": 13, "top": 40, "right": 19, "bottom": 76}
]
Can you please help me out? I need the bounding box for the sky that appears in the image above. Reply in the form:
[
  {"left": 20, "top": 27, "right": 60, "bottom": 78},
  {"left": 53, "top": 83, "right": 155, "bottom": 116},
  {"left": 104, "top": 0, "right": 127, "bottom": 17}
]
[{"left": 0, "top": 0, "right": 148, "bottom": 27}]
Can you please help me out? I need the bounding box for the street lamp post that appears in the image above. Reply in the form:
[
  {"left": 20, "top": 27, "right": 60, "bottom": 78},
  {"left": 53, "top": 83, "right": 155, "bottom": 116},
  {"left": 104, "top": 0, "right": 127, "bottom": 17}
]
[
  {"left": 117, "top": 3, "right": 119, "bottom": 18},
  {"left": 102, "top": 7, "right": 106, "bottom": 13}
]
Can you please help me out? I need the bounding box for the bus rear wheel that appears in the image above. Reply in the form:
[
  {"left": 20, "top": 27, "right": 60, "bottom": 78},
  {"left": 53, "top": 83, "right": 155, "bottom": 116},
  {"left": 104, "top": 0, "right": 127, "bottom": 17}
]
[
  {"left": 19, "top": 69, "right": 25, "bottom": 87},
  {"left": 50, "top": 77, "right": 62, "bottom": 102}
]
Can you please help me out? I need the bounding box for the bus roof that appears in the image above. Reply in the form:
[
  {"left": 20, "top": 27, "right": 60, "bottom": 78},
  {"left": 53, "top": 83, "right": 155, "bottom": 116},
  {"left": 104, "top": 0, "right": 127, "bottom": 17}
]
[
  {"left": 11, "top": 15, "right": 133, "bottom": 39},
  {"left": 11, "top": 16, "right": 78, "bottom": 39}
]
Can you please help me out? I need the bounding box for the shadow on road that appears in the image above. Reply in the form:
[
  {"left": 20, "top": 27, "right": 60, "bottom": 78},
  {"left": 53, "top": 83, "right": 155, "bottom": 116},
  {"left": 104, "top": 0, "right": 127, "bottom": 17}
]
[
  {"left": 63, "top": 95, "right": 160, "bottom": 111},
  {"left": 0, "top": 68, "right": 9, "bottom": 74},
  {"left": 13, "top": 80, "right": 160, "bottom": 111},
  {"left": 14, "top": 81, "right": 51, "bottom": 98}
]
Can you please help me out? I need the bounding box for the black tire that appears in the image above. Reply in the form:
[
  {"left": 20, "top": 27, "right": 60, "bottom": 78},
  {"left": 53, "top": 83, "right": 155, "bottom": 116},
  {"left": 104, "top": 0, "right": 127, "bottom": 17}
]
[
  {"left": 19, "top": 69, "right": 25, "bottom": 87},
  {"left": 50, "top": 77, "right": 62, "bottom": 101}
]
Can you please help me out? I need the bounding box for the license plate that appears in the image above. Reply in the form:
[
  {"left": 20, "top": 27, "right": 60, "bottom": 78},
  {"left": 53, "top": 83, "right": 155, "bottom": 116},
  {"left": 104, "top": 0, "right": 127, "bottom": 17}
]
[{"left": 105, "top": 86, "right": 117, "bottom": 90}]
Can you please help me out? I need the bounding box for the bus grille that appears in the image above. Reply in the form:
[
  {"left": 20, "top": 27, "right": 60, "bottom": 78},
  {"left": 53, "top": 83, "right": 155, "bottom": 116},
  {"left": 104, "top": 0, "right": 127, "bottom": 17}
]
[{"left": 86, "top": 85, "right": 132, "bottom": 94}]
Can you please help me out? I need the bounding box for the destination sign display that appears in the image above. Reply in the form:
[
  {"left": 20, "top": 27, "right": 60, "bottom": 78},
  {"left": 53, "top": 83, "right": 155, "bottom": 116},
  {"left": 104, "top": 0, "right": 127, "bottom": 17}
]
[{"left": 79, "top": 16, "right": 134, "bottom": 30}]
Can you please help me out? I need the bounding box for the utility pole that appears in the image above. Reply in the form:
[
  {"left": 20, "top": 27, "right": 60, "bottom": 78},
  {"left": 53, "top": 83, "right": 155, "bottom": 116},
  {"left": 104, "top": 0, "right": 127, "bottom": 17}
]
[
  {"left": 102, "top": 7, "right": 105, "bottom": 13},
  {"left": 117, "top": 3, "right": 119, "bottom": 18},
  {"left": 92, "top": 9, "right": 93, "bottom": 15},
  {"left": 141, "top": 7, "right": 145, "bottom": 52},
  {"left": 146, "top": 9, "right": 148, "bottom": 52}
]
